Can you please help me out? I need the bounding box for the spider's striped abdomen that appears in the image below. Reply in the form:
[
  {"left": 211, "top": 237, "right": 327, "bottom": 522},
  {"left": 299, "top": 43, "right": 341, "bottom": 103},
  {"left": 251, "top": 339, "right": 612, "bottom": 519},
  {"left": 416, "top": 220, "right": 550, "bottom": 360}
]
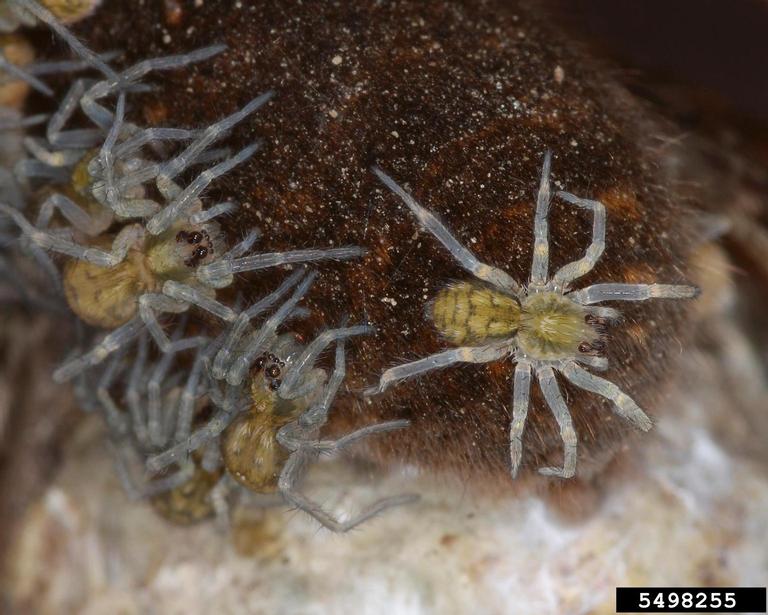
[{"left": 430, "top": 281, "right": 521, "bottom": 345}]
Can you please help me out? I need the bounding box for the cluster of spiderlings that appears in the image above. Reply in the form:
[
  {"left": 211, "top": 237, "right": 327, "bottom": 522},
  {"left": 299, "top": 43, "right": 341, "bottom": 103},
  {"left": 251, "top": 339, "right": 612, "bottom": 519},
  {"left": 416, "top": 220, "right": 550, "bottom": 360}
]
[{"left": 0, "top": 0, "right": 413, "bottom": 531}]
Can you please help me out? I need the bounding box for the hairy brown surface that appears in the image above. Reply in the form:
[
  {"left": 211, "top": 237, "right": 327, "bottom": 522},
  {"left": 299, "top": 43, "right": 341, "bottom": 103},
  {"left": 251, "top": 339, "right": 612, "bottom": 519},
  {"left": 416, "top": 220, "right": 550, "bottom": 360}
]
[{"left": 77, "top": 0, "right": 699, "bottom": 487}]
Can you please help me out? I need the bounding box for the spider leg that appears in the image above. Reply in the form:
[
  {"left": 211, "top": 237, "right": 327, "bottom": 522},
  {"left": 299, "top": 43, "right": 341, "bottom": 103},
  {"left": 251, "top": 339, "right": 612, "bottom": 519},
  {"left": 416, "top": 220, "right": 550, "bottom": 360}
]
[
  {"left": 175, "top": 336, "right": 220, "bottom": 442},
  {"left": 156, "top": 91, "right": 273, "bottom": 184},
  {"left": 10, "top": 0, "right": 119, "bottom": 81},
  {"left": 22, "top": 136, "right": 84, "bottom": 167},
  {"left": 35, "top": 191, "right": 112, "bottom": 236},
  {"left": 509, "top": 360, "right": 532, "bottom": 478},
  {"left": 560, "top": 361, "right": 652, "bottom": 431},
  {"left": 529, "top": 150, "right": 553, "bottom": 287},
  {"left": 226, "top": 271, "right": 317, "bottom": 386},
  {"left": 0, "top": 205, "right": 142, "bottom": 266},
  {"left": 212, "top": 268, "right": 305, "bottom": 379},
  {"left": 569, "top": 283, "right": 700, "bottom": 304},
  {"left": 44, "top": 78, "right": 103, "bottom": 149},
  {"left": 536, "top": 365, "right": 577, "bottom": 478},
  {"left": 146, "top": 141, "right": 262, "bottom": 235},
  {"left": 364, "top": 342, "right": 511, "bottom": 396},
  {"left": 137, "top": 292, "right": 207, "bottom": 352},
  {"left": 0, "top": 51, "right": 53, "bottom": 96},
  {"left": 146, "top": 383, "right": 243, "bottom": 473},
  {"left": 372, "top": 165, "right": 522, "bottom": 296},
  {"left": 126, "top": 332, "right": 151, "bottom": 447},
  {"left": 280, "top": 322, "right": 374, "bottom": 400},
  {"left": 189, "top": 201, "right": 237, "bottom": 224},
  {"left": 80, "top": 44, "right": 227, "bottom": 129},
  {"left": 551, "top": 191, "right": 606, "bottom": 288},
  {"left": 162, "top": 281, "right": 237, "bottom": 323},
  {"left": 147, "top": 323, "right": 189, "bottom": 447},
  {"left": 277, "top": 446, "right": 417, "bottom": 533},
  {"left": 198, "top": 246, "right": 364, "bottom": 289},
  {"left": 53, "top": 317, "right": 144, "bottom": 382},
  {"left": 95, "top": 349, "right": 130, "bottom": 438},
  {"left": 111, "top": 127, "right": 202, "bottom": 161},
  {"left": 109, "top": 440, "right": 195, "bottom": 500}
]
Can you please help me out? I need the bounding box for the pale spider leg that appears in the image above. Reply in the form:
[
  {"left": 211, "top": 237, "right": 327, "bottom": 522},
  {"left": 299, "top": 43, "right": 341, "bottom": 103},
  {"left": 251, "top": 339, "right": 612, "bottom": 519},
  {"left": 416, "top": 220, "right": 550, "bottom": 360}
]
[
  {"left": 189, "top": 202, "right": 237, "bottom": 224},
  {"left": 162, "top": 281, "right": 237, "bottom": 323},
  {"left": 95, "top": 348, "right": 129, "bottom": 437},
  {"left": 509, "top": 360, "right": 532, "bottom": 478},
  {"left": 26, "top": 51, "right": 122, "bottom": 75},
  {"left": 22, "top": 136, "right": 86, "bottom": 167},
  {"left": 111, "top": 127, "right": 203, "bottom": 161},
  {"left": 536, "top": 365, "right": 577, "bottom": 478},
  {"left": 136, "top": 292, "right": 207, "bottom": 352},
  {"left": 126, "top": 332, "right": 151, "bottom": 448},
  {"left": 99, "top": 91, "right": 158, "bottom": 218},
  {"left": 175, "top": 336, "right": 220, "bottom": 442},
  {"left": 53, "top": 317, "right": 143, "bottom": 382},
  {"left": 201, "top": 438, "right": 223, "bottom": 473},
  {"left": 109, "top": 441, "right": 195, "bottom": 499},
  {"left": 529, "top": 150, "right": 553, "bottom": 287},
  {"left": 371, "top": 165, "right": 523, "bottom": 296},
  {"left": 45, "top": 79, "right": 102, "bottom": 149},
  {"left": 156, "top": 91, "right": 274, "bottom": 183},
  {"left": 278, "top": 452, "right": 417, "bottom": 532},
  {"left": 147, "top": 323, "right": 188, "bottom": 447},
  {"left": 226, "top": 272, "right": 317, "bottom": 386},
  {"left": 198, "top": 246, "right": 364, "bottom": 289},
  {"left": 277, "top": 434, "right": 417, "bottom": 533},
  {"left": 212, "top": 268, "right": 306, "bottom": 379},
  {"left": 281, "top": 324, "right": 375, "bottom": 400},
  {"left": 0, "top": 204, "right": 143, "bottom": 266},
  {"left": 560, "top": 361, "right": 652, "bottom": 431},
  {"left": 364, "top": 342, "right": 512, "bottom": 396},
  {"left": 14, "top": 158, "right": 70, "bottom": 182},
  {"left": 9, "top": 0, "right": 119, "bottom": 80},
  {"left": 80, "top": 44, "right": 227, "bottom": 129},
  {"left": 0, "top": 53, "right": 53, "bottom": 96},
  {"left": 34, "top": 192, "right": 112, "bottom": 236},
  {"left": 146, "top": 384, "right": 244, "bottom": 473},
  {"left": 0, "top": 111, "right": 47, "bottom": 131},
  {"left": 569, "top": 283, "right": 700, "bottom": 304},
  {"left": 551, "top": 191, "right": 606, "bottom": 289},
  {"left": 146, "top": 142, "right": 262, "bottom": 235},
  {"left": 211, "top": 228, "right": 262, "bottom": 260}
]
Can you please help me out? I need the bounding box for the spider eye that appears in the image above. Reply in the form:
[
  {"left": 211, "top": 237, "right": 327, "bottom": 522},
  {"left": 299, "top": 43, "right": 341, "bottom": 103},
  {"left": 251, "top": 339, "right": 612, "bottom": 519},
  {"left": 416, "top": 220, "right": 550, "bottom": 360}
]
[
  {"left": 269, "top": 378, "right": 282, "bottom": 391},
  {"left": 194, "top": 246, "right": 208, "bottom": 259},
  {"left": 265, "top": 365, "right": 281, "bottom": 378},
  {"left": 254, "top": 355, "right": 266, "bottom": 371},
  {"left": 176, "top": 230, "right": 189, "bottom": 242},
  {"left": 188, "top": 231, "right": 204, "bottom": 244}
]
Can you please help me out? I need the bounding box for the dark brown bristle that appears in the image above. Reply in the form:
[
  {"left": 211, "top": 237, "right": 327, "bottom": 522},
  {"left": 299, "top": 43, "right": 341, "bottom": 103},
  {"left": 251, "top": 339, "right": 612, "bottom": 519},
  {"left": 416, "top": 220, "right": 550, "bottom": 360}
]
[{"left": 82, "top": 0, "right": 700, "bottom": 487}]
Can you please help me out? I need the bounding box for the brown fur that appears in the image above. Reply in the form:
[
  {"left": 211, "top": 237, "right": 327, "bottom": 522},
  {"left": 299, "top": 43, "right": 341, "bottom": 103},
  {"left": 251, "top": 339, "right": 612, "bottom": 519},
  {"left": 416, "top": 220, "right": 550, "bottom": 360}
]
[{"left": 80, "top": 0, "right": 699, "bottom": 488}]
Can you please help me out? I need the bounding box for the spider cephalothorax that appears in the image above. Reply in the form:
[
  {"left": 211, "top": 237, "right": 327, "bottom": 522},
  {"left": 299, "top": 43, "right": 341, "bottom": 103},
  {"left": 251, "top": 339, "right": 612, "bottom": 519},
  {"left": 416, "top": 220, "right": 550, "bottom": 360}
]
[{"left": 366, "top": 150, "right": 699, "bottom": 479}]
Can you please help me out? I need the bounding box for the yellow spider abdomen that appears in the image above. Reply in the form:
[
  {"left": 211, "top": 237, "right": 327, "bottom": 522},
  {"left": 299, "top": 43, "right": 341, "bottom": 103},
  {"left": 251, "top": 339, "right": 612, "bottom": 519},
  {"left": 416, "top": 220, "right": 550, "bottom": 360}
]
[
  {"left": 63, "top": 252, "right": 154, "bottom": 328},
  {"left": 150, "top": 461, "right": 223, "bottom": 525},
  {"left": 431, "top": 281, "right": 521, "bottom": 344}
]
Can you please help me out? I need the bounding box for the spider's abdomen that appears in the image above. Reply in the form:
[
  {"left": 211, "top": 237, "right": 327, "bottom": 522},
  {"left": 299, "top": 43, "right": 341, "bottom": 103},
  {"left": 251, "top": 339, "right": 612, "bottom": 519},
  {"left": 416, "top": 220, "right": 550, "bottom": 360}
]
[
  {"left": 63, "top": 252, "right": 152, "bottom": 328},
  {"left": 221, "top": 412, "right": 289, "bottom": 494},
  {"left": 431, "top": 281, "right": 520, "bottom": 345},
  {"left": 150, "top": 461, "right": 223, "bottom": 526}
]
